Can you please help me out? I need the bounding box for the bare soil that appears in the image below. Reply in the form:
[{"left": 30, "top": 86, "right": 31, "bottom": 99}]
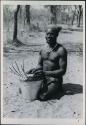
[{"left": 3, "top": 29, "right": 83, "bottom": 118}]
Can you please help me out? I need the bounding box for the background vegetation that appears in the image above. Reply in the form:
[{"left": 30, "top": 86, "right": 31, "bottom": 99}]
[{"left": 3, "top": 5, "right": 83, "bottom": 46}]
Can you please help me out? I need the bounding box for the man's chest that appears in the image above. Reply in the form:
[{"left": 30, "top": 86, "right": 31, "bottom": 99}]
[{"left": 41, "top": 50, "right": 59, "bottom": 62}]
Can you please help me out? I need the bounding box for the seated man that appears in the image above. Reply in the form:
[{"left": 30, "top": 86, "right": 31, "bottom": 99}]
[{"left": 27, "top": 25, "right": 67, "bottom": 101}]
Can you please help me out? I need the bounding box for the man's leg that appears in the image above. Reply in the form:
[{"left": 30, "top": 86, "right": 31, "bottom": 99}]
[{"left": 38, "top": 77, "right": 63, "bottom": 101}]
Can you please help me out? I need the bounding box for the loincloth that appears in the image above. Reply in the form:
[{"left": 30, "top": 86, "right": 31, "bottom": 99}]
[
  {"left": 45, "top": 77, "right": 63, "bottom": 86},
  {"left": 37, "top": 77, "right": 63, "bottom": 101},
  {"left": 38, "top": 77, "right": 63, "bottom": 95}
]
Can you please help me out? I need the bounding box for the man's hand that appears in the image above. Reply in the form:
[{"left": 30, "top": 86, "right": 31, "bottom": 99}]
[
  {"left": 26, "top": 68, "right": 37, "bottom": 74},
  {"left": 34, "top": 70, "right": 44, "bottom": 77}
]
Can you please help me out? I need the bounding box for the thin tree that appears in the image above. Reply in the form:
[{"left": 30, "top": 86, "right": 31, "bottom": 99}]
[
  {"left": 50, "top": 5, "right": 57, "bottom": 24},
  {"left": 13, "top": 5, "right": 24, "bottom": 46},
  {"left": 71, "top": 6, "right": 77, "bottom": 25},
  {"left": 77, "top": 5, "right": 82, "bottom": 27},
  {"left": 13, "top": 5, "right": 20, "bottom": 40},
  {"left": 25, "top": 5, "right": 30, "bottom": 25}
]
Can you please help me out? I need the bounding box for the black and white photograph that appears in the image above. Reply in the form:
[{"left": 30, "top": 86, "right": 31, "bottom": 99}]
[{"left": 1, "top": 0, "right": 85, "bottom": 125}]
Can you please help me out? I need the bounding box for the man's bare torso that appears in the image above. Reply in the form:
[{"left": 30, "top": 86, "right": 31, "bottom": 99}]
[{"left": 41, "top": 43, "right": 66, "bottom": 72}]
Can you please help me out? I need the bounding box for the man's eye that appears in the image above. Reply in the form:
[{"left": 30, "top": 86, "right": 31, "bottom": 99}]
[
  {"left": 47, "top": 34, "right": 54, "bottom": 37},
  {"left": 49, "top": 35, "right": 54, "bottom": 37}
]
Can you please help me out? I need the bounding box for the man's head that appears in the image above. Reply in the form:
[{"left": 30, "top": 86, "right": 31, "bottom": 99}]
[{"left": 46, "top": 25, "right": 62, "bottom": 45}]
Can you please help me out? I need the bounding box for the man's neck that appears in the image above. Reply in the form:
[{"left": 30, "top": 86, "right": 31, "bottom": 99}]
[{"left": 48, "top": 42, "right": 57, "bottom": 49}]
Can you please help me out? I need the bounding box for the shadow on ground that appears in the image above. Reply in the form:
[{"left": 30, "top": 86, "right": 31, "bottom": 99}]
[
  {"left": 47, "top": 83, "right": 83, "bottom": 101},
  {"left": 63, "top": 83, "right": 83, "bottom": 95},
  {"left": 58, "top": 83, "right": 83, "bottom": 99}
]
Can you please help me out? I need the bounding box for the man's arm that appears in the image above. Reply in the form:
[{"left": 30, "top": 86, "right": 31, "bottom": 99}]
[
  {"left": 26, "top": 51, "right": 43, "bottom": 74},
  {"left": 35, "top": 50, "right": 43, "bottom": 70},
  {"left": 44, "top": 48, "right": 67, "bottom": 78}
]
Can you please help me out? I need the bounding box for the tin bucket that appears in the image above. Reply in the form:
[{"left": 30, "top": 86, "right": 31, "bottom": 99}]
[{"left": 20, "top": 80, "right": 42, "bottom": 101}]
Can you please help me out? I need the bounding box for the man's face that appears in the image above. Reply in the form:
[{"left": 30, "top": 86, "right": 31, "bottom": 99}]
[{"left": 46, "top": 28, "right": 57, "bottom": 45}]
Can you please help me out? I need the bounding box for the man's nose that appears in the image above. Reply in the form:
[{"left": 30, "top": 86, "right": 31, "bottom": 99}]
[
  {"left": 47, "top": 34, "right": 52, "bottom": 38},
  {"left": 47, "top": 36, "right": 50, "bottom": 38}
]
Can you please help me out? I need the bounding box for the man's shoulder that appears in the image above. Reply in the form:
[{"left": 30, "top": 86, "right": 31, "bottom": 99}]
[
  {"left": 57, "top": 44, "right": 67, "bottom": 56},
  {"left": 40, "top": 45, "right": 47, "bottom": 53},
  {"left": 39, "top": 45, "right": 46, "bottom": 55}
]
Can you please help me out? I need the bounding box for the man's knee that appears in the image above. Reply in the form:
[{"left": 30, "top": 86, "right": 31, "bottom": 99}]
[
  {"left": 37, "top": 92, "right": 48, "bottom": 101},
  {"left": 51, "top": 78, "right": 63, "bottom": 92},
  {"left": 51, "top": 77, "right": 63, "bottom": 88}
]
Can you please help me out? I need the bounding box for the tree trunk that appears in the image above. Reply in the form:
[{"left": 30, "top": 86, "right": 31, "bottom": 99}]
[
  {"left": 25, "top": 5, "right": 30, "bottom": 25},
  {"left": 13, "top": 5, "right": 20, "bottom": 40},
  {"left": 50, "top": 5, "right": 57, "bottom": 24},
  {"left": 77, "top": 5, "right": 82, "bottom": 27},
  {"left": 71, "top": 13, "right": 75, "bottom": 25}
]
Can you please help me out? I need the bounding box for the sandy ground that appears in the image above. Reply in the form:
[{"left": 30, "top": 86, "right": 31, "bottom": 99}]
[{"left": 3, "top": 29, "right": 83, "bottom": 118}]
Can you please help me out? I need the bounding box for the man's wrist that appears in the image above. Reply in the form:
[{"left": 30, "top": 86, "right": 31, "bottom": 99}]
[
  {"left": 44, "top": 71, "right": 51, "bottom": 76},
  {"left": 36, "top": 66, "right": 42, "bottom": 70}
]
